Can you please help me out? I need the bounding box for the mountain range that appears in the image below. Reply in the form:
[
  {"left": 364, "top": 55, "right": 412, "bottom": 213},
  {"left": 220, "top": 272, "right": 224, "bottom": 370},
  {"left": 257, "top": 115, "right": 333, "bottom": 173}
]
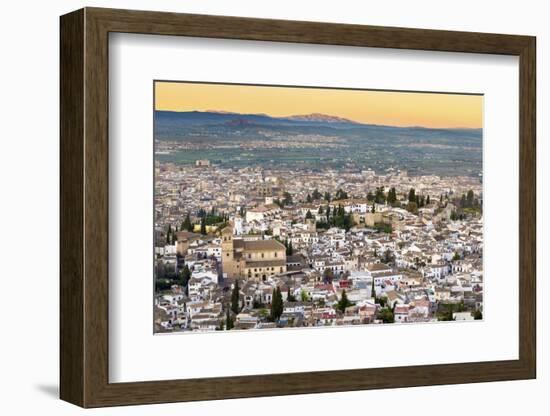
[{"left": 153, "top": 110, "right": 483, "bottom": 177}]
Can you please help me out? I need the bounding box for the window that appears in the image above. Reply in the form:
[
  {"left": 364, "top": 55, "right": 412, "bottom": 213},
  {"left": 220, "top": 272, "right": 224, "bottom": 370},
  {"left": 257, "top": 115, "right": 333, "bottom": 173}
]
[
  {"left": 275, "top": 252, "right": 278, "bottom": 257},
  {"left": 261, "top": 253, "right": 264, "bottom": 258}
]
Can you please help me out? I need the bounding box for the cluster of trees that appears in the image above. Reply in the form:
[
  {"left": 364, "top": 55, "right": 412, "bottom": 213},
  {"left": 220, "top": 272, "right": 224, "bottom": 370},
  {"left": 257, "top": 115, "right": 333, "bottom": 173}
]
[
  {"left": 242, "top": 283, "right": 285, "bottom": 323},
  {"left": 274, "top": 192, "right": 294, "bottom": 207},
  {"left": 316, "top": 204, "right": 355, "bottom": 231},
  {"left": 386, "top": 187, "right": 398, "bottom": 205},
  {"left": 373, "top": 222, "right": 393, "bottom": 234},
  {"left": 165, "top": 224, "right": 178, "bottom": 245},
  {"left": 437, "top": 301, "right": 469, "bottom": 321},
  {"left": 460, "top": 190, "right": 479, "bottom": 209},
  {"left": 450, "top": 210, "right": 467, "bottom": 221},
  {"left": 370, "top": 293, "right": 394, "bottom": 323},
  {"left": 155, "top": 263, "right": 192, "bottom": 294},
  {"left": 171, "top": 208, "right": 231, "bottom": 237},
  {"left": 305, "top": 189, "right": 323, "bottom": 203},
  {"left": 283, "top": 239, "right": 294, "bottom": 256},
  {"left": 449, "top": 190, "right": 481, "bottom": 221},
  {"left": 405, "top": 188, "right": 430, "bottom": 214},
  {"left": 366, "top": 186, "right": 386, "bottom": 204},
  {"left": 197, "top": 207, "right": 229, "bottom": 225},
  {"left": 180, "top": 213, "right": 194, "bottom": 232},
  {"left": 333, "top": 188, "right": 349, "bottom": 201},
  {"left": 377, "top": 306, "right": 395, "bottom": 323}
]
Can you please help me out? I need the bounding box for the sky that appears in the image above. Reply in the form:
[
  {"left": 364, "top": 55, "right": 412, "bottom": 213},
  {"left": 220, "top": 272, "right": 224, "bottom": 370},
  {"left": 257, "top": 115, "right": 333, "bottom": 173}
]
[{"left": 155, "top": 81, "right": 483, "bottom": 129}]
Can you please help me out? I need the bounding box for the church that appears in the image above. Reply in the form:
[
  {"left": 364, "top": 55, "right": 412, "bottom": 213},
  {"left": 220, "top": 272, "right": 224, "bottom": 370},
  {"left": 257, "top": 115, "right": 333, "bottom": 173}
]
[{"left": 221, "top": 224, "right": 287, "bottom": 281}]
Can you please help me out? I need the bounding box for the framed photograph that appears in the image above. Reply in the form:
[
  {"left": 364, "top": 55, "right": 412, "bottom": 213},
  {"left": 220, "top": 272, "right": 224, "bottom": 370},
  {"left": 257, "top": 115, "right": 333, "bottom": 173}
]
[{"left": 60, "top": 7, "right": 536, "bottom": 408}]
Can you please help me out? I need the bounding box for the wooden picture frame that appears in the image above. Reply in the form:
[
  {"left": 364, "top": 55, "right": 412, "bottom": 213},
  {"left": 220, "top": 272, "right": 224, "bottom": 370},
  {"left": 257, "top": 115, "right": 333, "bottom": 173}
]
[{"left": 60, "top": 7, "right": 536, "bottom": 408}]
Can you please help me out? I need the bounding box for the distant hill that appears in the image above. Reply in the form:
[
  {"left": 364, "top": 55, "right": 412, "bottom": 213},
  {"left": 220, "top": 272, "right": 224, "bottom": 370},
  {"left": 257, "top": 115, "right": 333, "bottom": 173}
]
[
  {"left": 286, "top": 113, "right": 359, "bottom": 124},
  {"left": 154, "top": 110, "right": 365, "bottom": 129}
]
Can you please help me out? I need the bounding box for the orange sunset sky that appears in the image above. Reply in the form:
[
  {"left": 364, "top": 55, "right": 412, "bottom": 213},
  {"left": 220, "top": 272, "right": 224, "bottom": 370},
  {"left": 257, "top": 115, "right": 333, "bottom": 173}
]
[{"left": 155, "top": 81, "right": 483, "bottom": 129}]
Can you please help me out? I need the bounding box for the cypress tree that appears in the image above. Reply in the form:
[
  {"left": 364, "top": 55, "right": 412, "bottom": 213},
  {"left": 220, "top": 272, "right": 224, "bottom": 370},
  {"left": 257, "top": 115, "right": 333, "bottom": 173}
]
[
  {"left": 270, "top": 287, "right": 283, "bottom": 321},
  {"left": 231, "top": 280, "right": 241, "bottom": 315},
  {"left": 408, "top": 188, "right": 416, "bottom": 203},
  {"left": 226, "top": 307, "right": 234, "bottom": 330},
  {"left": 166, "top": 224, "right": 172, "bottom": 244},
  {"left": 287, "top": 241, "right": 294, "bottom": 256},
  {"left": 200, "top": 216, "right": 207, "bottom": 235},
  {"left": 337, "top": 289, "right": 353, "bottom": 313}
]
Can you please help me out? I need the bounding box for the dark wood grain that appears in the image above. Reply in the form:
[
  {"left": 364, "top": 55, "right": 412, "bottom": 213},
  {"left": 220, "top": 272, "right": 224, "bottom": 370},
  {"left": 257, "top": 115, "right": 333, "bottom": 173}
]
[
  {"left": 59, "top": 8, "right": 84, "bottom": 407},
  {"left": 60, "top": 7, "right": 537, "bottom": 408}
]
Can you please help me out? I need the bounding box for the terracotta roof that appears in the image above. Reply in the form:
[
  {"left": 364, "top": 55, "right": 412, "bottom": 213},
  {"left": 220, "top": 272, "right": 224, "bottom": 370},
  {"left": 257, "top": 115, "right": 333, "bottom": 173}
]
[{"left": 243, "top": 239, "right": 286, "bottom": 252}]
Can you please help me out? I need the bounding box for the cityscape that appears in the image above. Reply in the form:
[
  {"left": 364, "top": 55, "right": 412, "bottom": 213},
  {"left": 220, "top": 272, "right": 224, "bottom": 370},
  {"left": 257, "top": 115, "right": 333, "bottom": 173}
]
[{"left": 153, "top": 82, "right": 483, "bottom": 333}]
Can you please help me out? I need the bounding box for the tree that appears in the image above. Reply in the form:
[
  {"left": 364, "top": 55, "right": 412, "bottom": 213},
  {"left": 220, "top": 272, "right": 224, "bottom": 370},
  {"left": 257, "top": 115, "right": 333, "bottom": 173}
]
[
  {"left": 300, "top": 289, "right": 310, "bottom": 302},
  {"left": 387, "top": 187, "right": 397, "bottom": 205},
  {"left": 324, "top": 191, "right": 331, "bottom": 202},
  {"left": 282, "top": 192, "right": 293, "bottom": 206},
  {"left": 334, "top": 188, "right": 348, "bottom": 200},
  {"left": 371, "top": 278, "right": 376, "bottom": 298},
  {"left": 466, "top": 189, "right": 475, "bottom": 207},
  {"left": 408, "top": 188, "right": 416, "bottom": 203},
  {"left": 323, "top": 268, "right": 334, "bottom": 284},
  {"left": 179, "top": 264, "right": 191, "bottom": 288},
  {"left": 231, "top": 280, "right": 241, "bottom": 315},
  {"left": 225, "top": 307, "right": 234, "bottom": 330},
  {"left": 426, "top": 195, "right": 431, "bottom": 205},
  {"left": 371, "top": 204, "right": 376, "bottom": 213},
  {"left": 270, "top": 287, "right": 283, "bottom": 321},
  {"left": 155, "top": 278, "right": 172, "bottom": 292},
  {"left": 286, "top": 240, "right": 294, "bottom": 256},
  {"left": 305, "top": 209, "right": 313, "bottom": 220},
  {"left": 452, "top": 252, "right": 461, "bottom": 261},
  {"left": 438, "top": 304, "right": 455, "bottom": 321},
  {"left": 181, "top": 213, "right": 193, "bottom": 232},
  {"left": 406, "top": 201, "right": 418, "bottom": 214},
  {"left": 473, "top": 309, "right": 483, "bottom": 320},
  {"left": 336, "top": 289, "right": 353, "bottom": 313},
  {"left": 312, "top": 189, "right": 322, "bottom": 200},
  {"left": 382, "top": 248, "right": 394, "bottom": 264},
  {"left": 377, "top": 307, "right": 394, "bottom": 323},
  {"left": 166, "top": 224, "right": 172, "bottom": 245},
  {"left": 306, "top": 193, "right": 312, "bottom": 203},
  {"left": 375, "top": 187, "right": 386, "bottom": 204},
  {"left": 367, "top": 191, "right": 375, "bottom": 202},
  {"left": 200, "top": 216, "right": 207, "bottom": 235}
]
